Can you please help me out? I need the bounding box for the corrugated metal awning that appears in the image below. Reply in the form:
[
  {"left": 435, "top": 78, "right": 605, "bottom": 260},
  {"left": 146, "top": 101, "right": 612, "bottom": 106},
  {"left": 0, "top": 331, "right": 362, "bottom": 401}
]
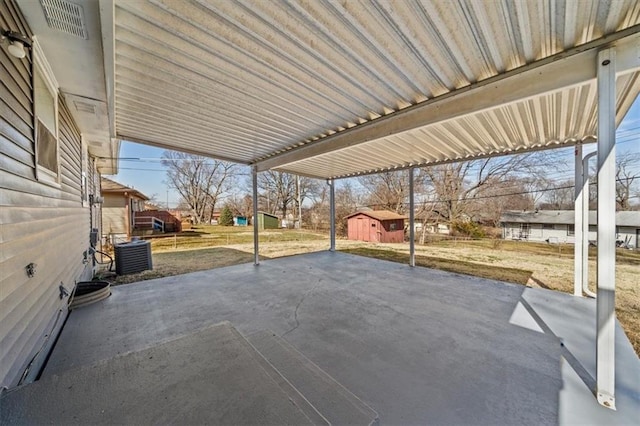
[{"left": 106, "top": 0, "right": 640, "bottom": 179}]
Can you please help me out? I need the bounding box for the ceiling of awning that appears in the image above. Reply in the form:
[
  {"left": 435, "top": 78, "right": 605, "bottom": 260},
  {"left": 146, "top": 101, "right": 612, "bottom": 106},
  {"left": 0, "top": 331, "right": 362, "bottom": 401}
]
[{"left": 106, "top": 0, "right": 640, "bottom": 179}]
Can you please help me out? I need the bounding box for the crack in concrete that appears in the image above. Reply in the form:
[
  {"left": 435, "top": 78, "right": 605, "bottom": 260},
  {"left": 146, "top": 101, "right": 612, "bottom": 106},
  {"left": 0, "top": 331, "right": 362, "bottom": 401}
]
[{"left": 281, "top": 282, "right": 321, "bottom": 338}]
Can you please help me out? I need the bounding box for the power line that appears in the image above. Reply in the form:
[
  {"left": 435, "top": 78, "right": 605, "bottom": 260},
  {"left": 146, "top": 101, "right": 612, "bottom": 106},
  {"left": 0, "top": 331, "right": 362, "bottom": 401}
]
[{"left": 357, "top": 175, "right": 640, "bottom": 208}]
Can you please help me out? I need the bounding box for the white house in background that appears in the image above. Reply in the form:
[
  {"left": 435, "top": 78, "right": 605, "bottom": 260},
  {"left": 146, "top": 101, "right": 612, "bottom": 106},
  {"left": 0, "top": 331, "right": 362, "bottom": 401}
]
[{"left": 500, "top": 210, "right": 640, "bottom": 247}]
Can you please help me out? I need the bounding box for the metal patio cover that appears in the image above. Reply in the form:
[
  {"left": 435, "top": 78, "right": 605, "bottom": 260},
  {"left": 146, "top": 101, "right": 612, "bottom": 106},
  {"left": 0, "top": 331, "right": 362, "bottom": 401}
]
[{"left": 105, "top": 0, "right": 640, "bottom": 179}]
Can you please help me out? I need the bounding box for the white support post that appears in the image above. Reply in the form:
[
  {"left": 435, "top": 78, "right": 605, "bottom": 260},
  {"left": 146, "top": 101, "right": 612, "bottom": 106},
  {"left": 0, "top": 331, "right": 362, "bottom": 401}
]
[
  {"left": 596, "top": 48, "right": 616, "bottom": 410},
  {"left": 583, "top": 152, "right": 597, "bottom": 299},
  {"left": 409, "top": 168, "right": 415, "bottom": 267},
  {"left": 328, "top": 179, "right": 336, "bottom": 251},
  {"left": 252, "top": 166, "right": 259, "bottom": 266},
  {"left": 574, "top": 144, "right": 584, "bottom": 296}
]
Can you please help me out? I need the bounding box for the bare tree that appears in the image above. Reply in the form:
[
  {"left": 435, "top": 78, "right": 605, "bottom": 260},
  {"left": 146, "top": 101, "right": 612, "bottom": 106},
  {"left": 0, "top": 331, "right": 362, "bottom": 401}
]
[
  {"left": 476, "top": 178, "right": 535, "bottom": 226},
  {"left": 335, "top": 181, "right": 365, "bottom": 236},
  {"left": 258, "top": 171, "right": 320, "bottom": 223},
  {"left": 306, "top": 184, "right": 329, "bottom": 231},
  {"left": 162, "top": 151, "right": 237, "bottom": 224},
  {"left": 358, "top": 170, "right": 411, "bottom": 213},
  {"left": 421, "top": 154, "right": 544, "bottom": 223},
  {"left": 538, "top": 179, "right": 574, "bottom": 210},
  {"left": 227, "top": 193, "right": 253, "bottom": 217},
  {"left": 258, "top": 171, "right": 296, "bottom": 218},
  {"left": 585, "top": 153, "right": 639, "bottom": 210},
  {"left": 616, "top": 155, "right": 639, "bottom": 210}
]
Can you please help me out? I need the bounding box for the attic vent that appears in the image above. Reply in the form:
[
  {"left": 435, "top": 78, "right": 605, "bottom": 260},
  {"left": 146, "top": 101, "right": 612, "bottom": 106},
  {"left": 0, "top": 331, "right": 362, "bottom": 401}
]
[
  {"left": 40, "top": 0, "right": 88, "bottom": 39},
  {"left": 74, "top": 100, "right": 96, "bottom": 114}
]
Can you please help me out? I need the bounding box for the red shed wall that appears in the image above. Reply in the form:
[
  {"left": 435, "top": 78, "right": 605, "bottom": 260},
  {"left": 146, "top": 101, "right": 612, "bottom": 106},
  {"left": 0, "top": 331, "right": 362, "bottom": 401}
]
[
  {"left": 378, "top": 219, "right": 405, "bottom": 243},
  {"left": 348, "top": 215, "right": 404, "bottom": 243},
  {"left": 347, "top": 214, "right": 377, "bottom": 242}
]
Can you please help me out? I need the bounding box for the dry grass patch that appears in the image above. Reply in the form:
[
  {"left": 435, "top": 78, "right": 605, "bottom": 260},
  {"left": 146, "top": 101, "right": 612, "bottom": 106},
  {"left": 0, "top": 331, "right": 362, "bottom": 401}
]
[
  {"left": 109, "top": 247, "right": 258, "bottom": 285},
  {"left": 341, "top": 247, "right": 532, "bottom": 284},
  {"left": 146, "top": 226, "right": 327, "bottom": 252}
]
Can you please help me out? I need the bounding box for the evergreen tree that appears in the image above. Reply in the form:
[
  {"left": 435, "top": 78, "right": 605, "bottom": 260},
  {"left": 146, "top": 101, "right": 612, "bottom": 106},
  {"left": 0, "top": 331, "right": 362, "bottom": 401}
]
[{"left": 219, "top": 206, "right": 234, "bottom": 226}]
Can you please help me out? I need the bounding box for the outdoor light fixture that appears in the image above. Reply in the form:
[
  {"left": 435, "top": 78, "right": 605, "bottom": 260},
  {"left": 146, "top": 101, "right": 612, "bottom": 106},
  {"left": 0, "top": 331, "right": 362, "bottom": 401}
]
[{"left": 1, "top": 30, "right": 32, "bottom": 59}]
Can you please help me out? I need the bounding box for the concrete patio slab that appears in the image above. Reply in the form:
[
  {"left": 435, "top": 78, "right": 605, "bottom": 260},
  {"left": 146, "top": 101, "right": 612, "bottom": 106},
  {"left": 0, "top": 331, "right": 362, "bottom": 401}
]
[
  {"left": 1, "top": 322, "right": 322, "bottom": 425},
  {"left": 39, "top": 251, "right": 639, "bottom": 424},
  {"left": 247, "top": 330, "right": 378, "bottom": 425}
]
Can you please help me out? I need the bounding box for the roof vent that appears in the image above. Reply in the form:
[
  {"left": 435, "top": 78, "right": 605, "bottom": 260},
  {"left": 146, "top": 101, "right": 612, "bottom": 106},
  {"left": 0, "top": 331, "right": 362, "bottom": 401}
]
[
  {"left": 40, "top": 0, "right": 88, "bottom": 39},
  {"left": 73, "top": 100, "right": 96, "bottom": 115}
]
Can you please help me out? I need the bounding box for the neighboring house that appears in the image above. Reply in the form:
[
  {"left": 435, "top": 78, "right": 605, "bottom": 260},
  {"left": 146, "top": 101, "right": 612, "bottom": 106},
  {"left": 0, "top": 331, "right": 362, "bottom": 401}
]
[
  {"left": 346, "top": 210, "right": 406, "bottom": 243},
  {"left": 101, "top": 177, "right": 149, "bottom": 241},
  {"left": 501, "top": 210, "right": 640, "bottom": 247},
  {"left": 0, "top": 3, "right": 118, "bottom": 390},
  {"left": 210, "top": 210, "right": 221, "bottom": 224},
  {"left": 420, "top": 221, "right": 451, "bottom": 235}
]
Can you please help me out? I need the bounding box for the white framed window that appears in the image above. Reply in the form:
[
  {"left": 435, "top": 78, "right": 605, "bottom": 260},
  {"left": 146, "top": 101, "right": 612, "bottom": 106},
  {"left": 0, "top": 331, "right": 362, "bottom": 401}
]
[{"left": 33, "top": 38, "right": 60, "bottom": 185}]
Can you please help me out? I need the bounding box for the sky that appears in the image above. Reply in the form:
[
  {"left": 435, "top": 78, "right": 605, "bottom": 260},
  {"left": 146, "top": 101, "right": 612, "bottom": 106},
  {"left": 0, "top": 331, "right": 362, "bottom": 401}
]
[{"left": 106, "top": 96, "right": 640, "bottom": 208}]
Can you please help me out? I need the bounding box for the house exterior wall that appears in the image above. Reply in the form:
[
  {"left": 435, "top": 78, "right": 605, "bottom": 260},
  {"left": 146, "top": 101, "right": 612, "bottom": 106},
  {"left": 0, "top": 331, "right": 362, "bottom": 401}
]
[
  {"left": 102, "top": 193, "right": 127, "bottom": 236},
  {"left": 0, "top": 2, "right": 98, "bottom": 389},
  {"left": 503, "top": 223, "right": 639, "bottom": 247},
  {"left": 102, "top": 193, "right": 148, "bottom": 238}
]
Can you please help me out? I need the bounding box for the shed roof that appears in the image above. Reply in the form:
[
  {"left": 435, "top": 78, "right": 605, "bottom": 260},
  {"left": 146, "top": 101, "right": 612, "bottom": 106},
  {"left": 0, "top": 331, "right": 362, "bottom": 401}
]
[
  {"left": 101, "top": 177, "right": 149, "bottom": 201},
  {"left": 346, "top": 210, "right": 406, "bottom": 221},
  {"left": 500, "top": 210, "right": 640, "bottom": 227},
  {"left": 257, "top": 211, "right": 279, "bottom": 219}
]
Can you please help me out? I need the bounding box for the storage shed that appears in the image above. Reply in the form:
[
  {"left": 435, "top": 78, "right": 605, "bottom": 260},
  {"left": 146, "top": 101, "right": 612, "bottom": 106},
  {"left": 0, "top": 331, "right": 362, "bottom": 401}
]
[
  {"left": 234, "top": 216, "right": 248, "bottom": 226},
  {"left": 346, "top": 210, "right": 406, "bottom": 243},
  {"left": 256, "top": 212, "right": 279, "bottom": 230}
]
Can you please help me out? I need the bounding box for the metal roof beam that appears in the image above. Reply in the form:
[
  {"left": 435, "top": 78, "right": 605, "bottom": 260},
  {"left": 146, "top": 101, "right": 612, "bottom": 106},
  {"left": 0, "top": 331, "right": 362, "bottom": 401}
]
[{"left": 255, "top": 28, "right": 640, "bottom": 172}]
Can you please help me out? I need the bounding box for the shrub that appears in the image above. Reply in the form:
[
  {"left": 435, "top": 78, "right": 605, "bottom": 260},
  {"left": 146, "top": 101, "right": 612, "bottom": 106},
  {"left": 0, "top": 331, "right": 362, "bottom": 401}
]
[
  {"left": 451, "top": 221, "right": 486, "bottom": 239},
  {"left": 219, "top": 206, "right": 234, "bottom": 226}
]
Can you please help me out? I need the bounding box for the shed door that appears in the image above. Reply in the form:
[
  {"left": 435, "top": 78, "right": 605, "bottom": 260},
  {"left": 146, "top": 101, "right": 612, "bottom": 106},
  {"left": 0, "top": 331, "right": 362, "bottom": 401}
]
[
  {"left": 370, "top": 220, "right": 379, "bottom": 242},
  {"left": 356, "top": 217, "right": 367, "bottom": 241}
]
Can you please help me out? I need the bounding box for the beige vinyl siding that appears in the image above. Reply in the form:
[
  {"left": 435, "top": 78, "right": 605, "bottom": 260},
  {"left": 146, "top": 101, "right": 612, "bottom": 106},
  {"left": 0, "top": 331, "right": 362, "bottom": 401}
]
[
  {"left": 0, "top": 0, "right": 94, "bottom": 389},
  {"left": 102, "top": 194, "right": 127, "bottom": 235}
]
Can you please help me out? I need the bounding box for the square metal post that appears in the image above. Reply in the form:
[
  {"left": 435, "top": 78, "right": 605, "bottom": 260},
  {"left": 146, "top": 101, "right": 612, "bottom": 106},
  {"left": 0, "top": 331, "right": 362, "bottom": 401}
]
[
  {"left": 574, "top": 144, "right": 583, "bottom": 296},
  {"left": 328, "top": 179, "right": 335, "bottom": 251},
  {"left": 596, "top": 48, "right": 616, "bottom": 410},
  {"left": 409, "top": 168, "right": 415, "bottom": 267},
  {"left": 582, "top": 152, "right": 597, "bottom": 298},
  {"left": 252, "top": 166, "right": 259, "bottom": 266}
]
